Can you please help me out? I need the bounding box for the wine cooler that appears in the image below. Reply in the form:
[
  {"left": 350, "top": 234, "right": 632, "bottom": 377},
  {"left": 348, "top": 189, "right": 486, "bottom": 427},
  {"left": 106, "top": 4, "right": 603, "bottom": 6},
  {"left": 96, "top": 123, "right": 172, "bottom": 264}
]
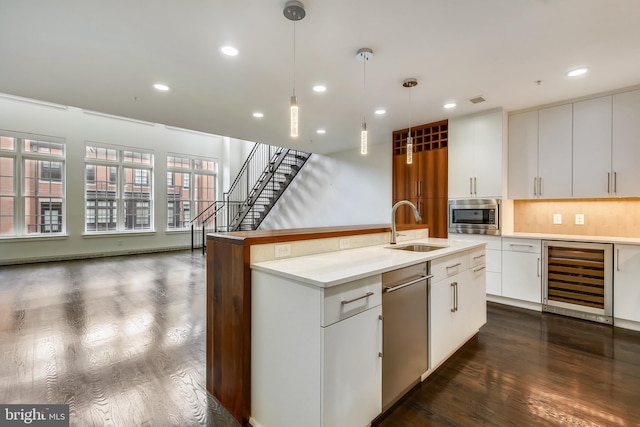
[{"left": 542, "top": 240, "right": 613, "bottom": 324}]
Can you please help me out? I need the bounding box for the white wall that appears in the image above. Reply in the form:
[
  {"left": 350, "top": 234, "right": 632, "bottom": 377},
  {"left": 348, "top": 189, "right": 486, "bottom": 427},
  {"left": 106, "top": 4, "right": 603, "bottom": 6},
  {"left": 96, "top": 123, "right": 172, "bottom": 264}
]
[
  {"left": 260, "top": 141, "right": 392, "bottom": 229},
  {"left": 0, "top": 94, "right": 254, "bottom": 264}
]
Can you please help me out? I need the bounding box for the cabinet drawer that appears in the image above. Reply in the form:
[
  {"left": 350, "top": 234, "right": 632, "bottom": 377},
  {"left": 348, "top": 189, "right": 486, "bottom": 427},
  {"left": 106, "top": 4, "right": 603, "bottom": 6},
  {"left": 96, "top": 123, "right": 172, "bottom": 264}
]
[
  {"left": 502, "top": 238, "right": 541, "bottom": 254},
  {"left": 431, "top": 251, "right": 470, "bottom": 283},
  {"left": 323, "top": 275, "right": 382, "bottom": 327}
]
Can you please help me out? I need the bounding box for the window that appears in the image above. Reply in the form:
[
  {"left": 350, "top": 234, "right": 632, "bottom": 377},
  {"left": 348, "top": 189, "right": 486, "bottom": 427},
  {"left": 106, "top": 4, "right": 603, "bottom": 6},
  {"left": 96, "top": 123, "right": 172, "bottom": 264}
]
[
  {"left": 166, "top": 154, "right": 216, "bottom": 229},
  {"left": 0, "top": 134, "right": 66, "bottom": 237},
  {"left": 85, "top": 144, "right": 153, "bottom": 232}
]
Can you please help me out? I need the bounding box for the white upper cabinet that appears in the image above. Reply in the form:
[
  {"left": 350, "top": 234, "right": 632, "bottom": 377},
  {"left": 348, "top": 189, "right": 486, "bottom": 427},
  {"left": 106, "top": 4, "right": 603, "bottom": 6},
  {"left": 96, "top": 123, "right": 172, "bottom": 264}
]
[
  {"left": 573, "top": 96, "right": 612, "bottom": 198},
  {"left": 612, "top": 89, "right": 640, "bottom": 197},
  {"left": 508, "top": 110, "right": 538, "bottom": 199},
  {"left": 537, "top": 104, "right": 573, "bottom": 198},
  {"left": 449, "top": 109, "right": 503, "bottom": 198}
]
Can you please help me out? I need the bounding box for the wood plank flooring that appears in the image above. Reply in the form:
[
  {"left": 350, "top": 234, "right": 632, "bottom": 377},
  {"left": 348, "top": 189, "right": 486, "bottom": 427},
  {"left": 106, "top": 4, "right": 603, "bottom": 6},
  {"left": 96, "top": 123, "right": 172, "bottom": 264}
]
[
  {"left": 0, "top": 251, "right": 240, "bottom": 427},
  {"left": 2, "top": 251, "right": 639, "bottom": 426},
  {"left": 375, "top": 302, "right": 640, "bottom": 427}
]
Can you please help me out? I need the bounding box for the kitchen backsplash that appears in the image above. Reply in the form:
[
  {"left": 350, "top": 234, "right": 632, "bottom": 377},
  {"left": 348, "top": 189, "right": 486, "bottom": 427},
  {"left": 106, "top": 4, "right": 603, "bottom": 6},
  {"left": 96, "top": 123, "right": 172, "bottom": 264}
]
[{"left": 514, "top": 199, "right": 640, "bottom": 237}]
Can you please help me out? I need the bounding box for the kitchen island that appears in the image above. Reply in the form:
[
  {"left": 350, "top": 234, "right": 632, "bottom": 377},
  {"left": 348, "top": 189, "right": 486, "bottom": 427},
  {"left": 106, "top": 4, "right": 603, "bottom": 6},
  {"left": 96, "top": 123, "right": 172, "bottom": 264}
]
[{"left": 249, "top": 237, "right": 486, "bottom": 427}]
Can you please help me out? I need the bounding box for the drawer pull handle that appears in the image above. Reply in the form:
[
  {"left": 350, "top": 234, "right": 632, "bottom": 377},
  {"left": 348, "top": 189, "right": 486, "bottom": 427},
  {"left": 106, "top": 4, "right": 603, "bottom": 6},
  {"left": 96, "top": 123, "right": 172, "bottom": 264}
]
[
  {"left": 446, "top": 262, "right": 462, "bottom": 270},
  {"left": 341, "top": 291, "right": 374, "bottom": 305},
  {"left": 473, "top": 266, "right": 486, "bottom": 273},
  {"left": 473, "top": 254, "right": 485, "bottom": 260},
  {"left": 509, "top": 244, "right": 534, "bottom": 248},
  {"left": 384, "top": 275, "right": 433, "bottom": 293}
]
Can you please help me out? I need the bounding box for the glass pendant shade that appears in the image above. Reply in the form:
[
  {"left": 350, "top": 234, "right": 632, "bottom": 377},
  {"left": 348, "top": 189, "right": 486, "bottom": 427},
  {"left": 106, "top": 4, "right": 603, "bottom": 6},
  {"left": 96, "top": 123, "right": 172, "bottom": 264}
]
[
  {"left": 290, "top": 95, "right": 299, "bottom": 137},
  {"left": 406, "top": 133, "right": 413, "bottom": 164},
  {"left": 360, "top": 122, "right": 368, "bottom": 155}
]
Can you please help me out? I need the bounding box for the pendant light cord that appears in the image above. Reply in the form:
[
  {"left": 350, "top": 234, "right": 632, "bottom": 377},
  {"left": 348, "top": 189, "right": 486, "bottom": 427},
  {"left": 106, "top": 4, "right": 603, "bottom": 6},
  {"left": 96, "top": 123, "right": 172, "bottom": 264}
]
[
  {"left": 292, "top": 21, "right": 296, "bottom": 97},
  {"left": 362, "top": 54, "right": 366, "bottom": 124}
]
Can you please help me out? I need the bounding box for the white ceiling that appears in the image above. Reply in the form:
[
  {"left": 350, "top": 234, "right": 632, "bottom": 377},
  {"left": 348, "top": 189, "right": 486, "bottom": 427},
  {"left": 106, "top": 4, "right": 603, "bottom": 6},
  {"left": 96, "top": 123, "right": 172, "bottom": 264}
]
[{"left": 1, "top": 0, "right": 639, "bottom": 155}]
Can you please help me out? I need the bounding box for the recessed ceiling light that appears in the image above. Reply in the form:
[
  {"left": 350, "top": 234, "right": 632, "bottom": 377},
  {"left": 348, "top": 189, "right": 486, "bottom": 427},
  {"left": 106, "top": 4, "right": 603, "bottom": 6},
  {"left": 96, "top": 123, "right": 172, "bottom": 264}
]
[
  {"left": 153, "top": 83, "right": 170, "bottom": 91},
  {"left": 566, "top": 67, "right": 588, "bottom": 77},
  {"left": 221, "top": 46, "right": 239, "bottom": 56},
  {"left": 443, "top": 103, "right": 457, "bottom": 109},
  {"left": 316, "top": 129, "right": 326, "bottom": 134},
  {"left": 374, "top": 109, "right": 386, "bottom": 115},
  {"left": 253, "top": 112, "right": 264, "bottom": 118},
  {"left": 313, "top": 85, "right": 327, "bottom": 93}
]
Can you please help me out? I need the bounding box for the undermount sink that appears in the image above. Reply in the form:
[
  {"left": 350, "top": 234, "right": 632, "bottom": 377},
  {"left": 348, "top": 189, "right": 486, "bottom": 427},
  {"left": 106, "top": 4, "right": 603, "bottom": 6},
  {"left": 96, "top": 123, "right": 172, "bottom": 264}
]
[{"left": 387, "top": 244, "right": 449, "bottom": 252}]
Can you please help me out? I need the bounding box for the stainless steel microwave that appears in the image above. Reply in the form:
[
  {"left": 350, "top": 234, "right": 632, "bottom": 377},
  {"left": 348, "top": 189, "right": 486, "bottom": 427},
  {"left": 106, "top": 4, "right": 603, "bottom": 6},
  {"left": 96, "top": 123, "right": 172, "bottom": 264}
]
[{"left": 448, "top": 198, "right": 501, "bottom": 235}]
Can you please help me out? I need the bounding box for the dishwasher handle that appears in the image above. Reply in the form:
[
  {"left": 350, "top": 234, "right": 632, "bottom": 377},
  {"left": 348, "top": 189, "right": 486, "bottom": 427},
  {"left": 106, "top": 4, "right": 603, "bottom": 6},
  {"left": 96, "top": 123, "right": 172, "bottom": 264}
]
[{"left": 384, "top": 275, "right": 433, "bottom": 293}]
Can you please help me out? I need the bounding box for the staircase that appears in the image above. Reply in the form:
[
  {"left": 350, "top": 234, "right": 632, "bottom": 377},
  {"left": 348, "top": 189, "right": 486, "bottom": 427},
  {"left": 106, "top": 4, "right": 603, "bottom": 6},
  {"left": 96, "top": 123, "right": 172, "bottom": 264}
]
[
  {"left": 228, "top": 148, "right": 310, "bottom": 231},
  {"left": 190, "top": 143, "right": 311, "bottom": 251}
]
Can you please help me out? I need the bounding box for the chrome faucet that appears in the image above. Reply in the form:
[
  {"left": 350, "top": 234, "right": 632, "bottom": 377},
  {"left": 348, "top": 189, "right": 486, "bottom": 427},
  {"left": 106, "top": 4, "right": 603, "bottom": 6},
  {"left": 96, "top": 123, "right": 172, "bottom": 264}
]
[{"left": 390, "top": 200, "right": 422, "bottom": 244}]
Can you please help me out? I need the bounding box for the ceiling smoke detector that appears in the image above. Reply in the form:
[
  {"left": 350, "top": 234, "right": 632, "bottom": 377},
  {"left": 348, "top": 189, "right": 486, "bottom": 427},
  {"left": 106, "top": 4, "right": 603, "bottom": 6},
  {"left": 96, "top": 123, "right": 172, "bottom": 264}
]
[
  {"left": 283, "top": 1, "right": 306, "bottom": 21},
  {"left": 468, "top": 96, "right": 486, "bottom": 104}
]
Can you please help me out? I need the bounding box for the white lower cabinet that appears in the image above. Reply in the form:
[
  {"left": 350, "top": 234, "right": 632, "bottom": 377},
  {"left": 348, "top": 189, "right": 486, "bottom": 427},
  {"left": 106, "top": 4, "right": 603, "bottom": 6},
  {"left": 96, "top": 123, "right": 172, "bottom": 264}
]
[
  {"left": 449, "top": 234, "right": 502, "bottom": 296},
  {"left": 614, "top": 244, "right": 640, "bottom": 330},
  {"left": 251, "top": 271, "right": 382, "bottom": 427},
  {"left": 501, "top": 238, "right": 542, "bottom": 304},
  {"left": 323, "top": 306, "right": 382, "bottom": 427},
  {"left": 430, "top": 249, "right": 487, "bottom": 370}
]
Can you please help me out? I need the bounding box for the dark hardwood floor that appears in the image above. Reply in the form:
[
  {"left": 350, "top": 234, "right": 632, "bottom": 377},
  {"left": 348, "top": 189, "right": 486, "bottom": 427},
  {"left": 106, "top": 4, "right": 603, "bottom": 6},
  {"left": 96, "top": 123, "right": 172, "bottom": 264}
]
[
  {"left": 2, "top": 251, "right": 639, "bottom": 426},
  {"left": 376, "top": 303, "right": 640, "bottom": 427},
  {"left": 0, "top": 251, "right": 241, "bottom": 427}
]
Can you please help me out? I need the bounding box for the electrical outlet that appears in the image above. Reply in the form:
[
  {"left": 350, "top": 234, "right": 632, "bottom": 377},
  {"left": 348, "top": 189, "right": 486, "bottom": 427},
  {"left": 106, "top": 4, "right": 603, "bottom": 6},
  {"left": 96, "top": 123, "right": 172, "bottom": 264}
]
[
  {"left": 575, "top": 214, "right": 585, "bottom": 225},
  {"left": 339, "top": 238, "right": 350, "bottom": 249},
  {"left": 553, "top": 214, "right": 562, "bottom": 225},
  {"left": 275, "top": 244, "right": 291, "bottom": 258}
]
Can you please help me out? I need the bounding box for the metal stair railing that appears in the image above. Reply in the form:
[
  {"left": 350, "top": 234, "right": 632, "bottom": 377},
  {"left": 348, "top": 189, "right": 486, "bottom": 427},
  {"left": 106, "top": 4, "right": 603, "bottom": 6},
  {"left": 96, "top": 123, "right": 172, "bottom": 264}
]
[{"left": 190, "top": 142, "right": 311, "bottom": 251}]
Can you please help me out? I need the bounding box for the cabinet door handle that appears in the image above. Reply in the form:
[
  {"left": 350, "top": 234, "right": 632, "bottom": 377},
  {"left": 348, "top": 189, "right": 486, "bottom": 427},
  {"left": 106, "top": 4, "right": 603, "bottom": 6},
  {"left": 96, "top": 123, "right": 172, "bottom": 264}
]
[
  {"left": 614, "top": 172, "right": 617, "bottom": 194},
  {"left": 379, "top": 314, "right": 383, "bottom": 358},
  {"left": 455, "top": 282, "right": 459, "bottom": 312},
  {"left": 473, "top": 177, "right": 477, "bottom": 195},
  {"left": 538, "top": 177, "right": 542, "bottom": 196},
  {"left": 470, "top": 177, "right": 473, "bottom": 195},
  {"left": 617, "top": 249, "right": 620, "bottom": 271},
  {"left": 533, "top": 177, "right": 537, "bottom": 196},
  {"left": 473, "top": 266, "right": 485, "bottom": 273},
  {"left": 450, "top": 282, "right": 456, "bottom": 312},
  {"left": 418, "top": 180, "right": 422, "bottom": 197},
  {"left": 446, "top": 262, "right": 462, "bottom": 270},
  {"left": 341, "top": 291, "right": 374, "bottom": 305},
  {"left": 607, "top": 172, "right": 611, "bottom": 194},
  {"left": 537, "top": 257, "right": 541, "bottom": 278}
]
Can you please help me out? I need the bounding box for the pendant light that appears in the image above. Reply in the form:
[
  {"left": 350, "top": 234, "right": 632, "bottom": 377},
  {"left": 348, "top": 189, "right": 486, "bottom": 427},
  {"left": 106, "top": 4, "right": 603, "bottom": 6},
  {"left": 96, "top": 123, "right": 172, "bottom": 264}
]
[
  {"left": 284, "top": 1, "right": 306, "bottom": 138},
  {"left": 403, "top": 78, "right": 418, "bottom": 164},
  {"left": 356, "top": 48, "right": 373, "bottom": 155}
]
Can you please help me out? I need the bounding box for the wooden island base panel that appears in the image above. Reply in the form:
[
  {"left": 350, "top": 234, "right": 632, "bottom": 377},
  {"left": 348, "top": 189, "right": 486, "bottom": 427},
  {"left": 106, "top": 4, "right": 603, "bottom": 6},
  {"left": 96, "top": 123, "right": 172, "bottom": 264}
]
[{"left": 206, "top": 225, "right": 394, "bottom": 425}]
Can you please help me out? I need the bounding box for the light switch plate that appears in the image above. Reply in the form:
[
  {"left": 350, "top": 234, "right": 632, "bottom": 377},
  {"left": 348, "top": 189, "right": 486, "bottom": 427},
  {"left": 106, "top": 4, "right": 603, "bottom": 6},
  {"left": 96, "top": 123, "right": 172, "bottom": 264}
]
[
  {"left": 553, "top": 214, "right": 562, "bottom": 225},
  {"left": 575, "top": 214, "right": 585, "bottom": 225}
]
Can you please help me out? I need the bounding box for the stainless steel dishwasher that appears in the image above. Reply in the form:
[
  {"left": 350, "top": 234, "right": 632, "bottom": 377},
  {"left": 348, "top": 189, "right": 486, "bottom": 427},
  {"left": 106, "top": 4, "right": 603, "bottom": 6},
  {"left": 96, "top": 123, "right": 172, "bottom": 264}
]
[{"left": 381, "top": 262, "right": 431, "bottom": 412}]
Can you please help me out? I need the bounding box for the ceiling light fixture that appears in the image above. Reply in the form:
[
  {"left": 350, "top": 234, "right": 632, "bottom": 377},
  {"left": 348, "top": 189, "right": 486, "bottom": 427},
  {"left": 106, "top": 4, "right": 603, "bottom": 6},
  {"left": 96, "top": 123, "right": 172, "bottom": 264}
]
[
  {"left": 313, "top": 85, "right": 327, "bottom": 93},
  {"left": 284, "top": 1, "right": 306, "bottom": 138},
  {"left": 403, "top": 78, "right": 418, "bottom": 164},
  {"left": 566, "top": 67, "right": 588, "bottom": 77},
  {"left": 316, "top": 129, "right": 326, "bottom": 134},
  {"left": 153, "top": 83, "right": 170, "bottom": 91},
  {"left": 253, "top": 112, "right": 264, "bottom": 118},
  {"left": 220, "top": 46, "right": 239, "bottom": 56},
  {"left": 356, "top": 48, "right": 373, "bottom": 155},
  {"left": 444, "top": 102, "right": 457, "bottom": 109},
  {"left": 375, "top": 109, "right": 386, "bottom": 115}
]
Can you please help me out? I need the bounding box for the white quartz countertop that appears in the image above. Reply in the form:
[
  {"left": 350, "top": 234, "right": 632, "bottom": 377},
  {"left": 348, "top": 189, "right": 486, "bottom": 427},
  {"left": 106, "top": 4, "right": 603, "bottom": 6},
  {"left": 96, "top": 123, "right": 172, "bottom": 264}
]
[{"left": 250, "top": 238, "right": 485, "bottom": 288}]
